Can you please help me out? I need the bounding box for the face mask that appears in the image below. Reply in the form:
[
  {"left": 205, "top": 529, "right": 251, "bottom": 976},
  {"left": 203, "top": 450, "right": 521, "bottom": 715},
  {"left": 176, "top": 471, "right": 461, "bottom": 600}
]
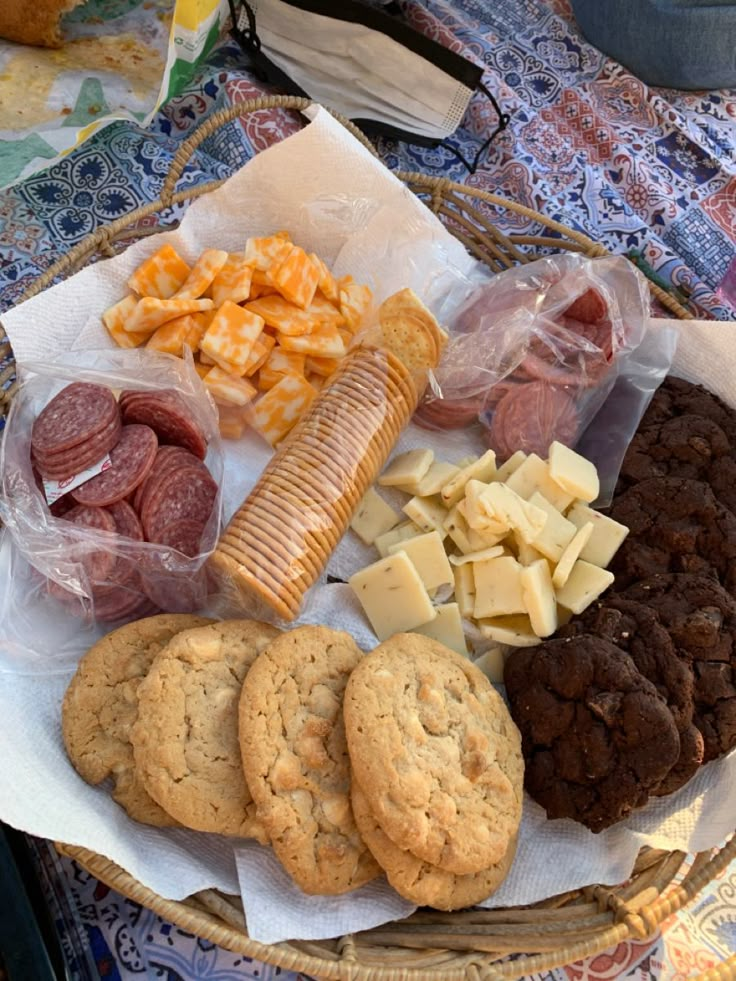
[{"left": 228, "top": 0, "right": 509, "bottom": 172}]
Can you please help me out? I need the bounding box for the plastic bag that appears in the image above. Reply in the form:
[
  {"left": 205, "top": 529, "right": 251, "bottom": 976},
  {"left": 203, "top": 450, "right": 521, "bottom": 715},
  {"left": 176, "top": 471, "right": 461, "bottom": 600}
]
[
  {"left": 0, "top": 348, "right": 224, "bottom": 625},
  {"left": 414, "top": 254, "right": 665, "bottom": 492}
]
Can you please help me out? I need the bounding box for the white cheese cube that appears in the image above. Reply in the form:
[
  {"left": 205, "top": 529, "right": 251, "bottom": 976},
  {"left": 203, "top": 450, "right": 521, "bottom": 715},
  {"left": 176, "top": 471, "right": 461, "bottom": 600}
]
[
  {"left": 481, "top": 483, "right": 547, "bottom": 545},
  {"left": 473, "top": 646, "right": 506, "bottom": 684},
  {"left": 449, "top": 545, "right": 505, "bottom": 566},
  {"left": 477, "top": 614, "right": 541, "bottom": 647},
  {"left": 473, "top": 556, "right": 526, "bottom": 619},
  {"left": 350, "top": 487, "right": 401, "bottom": 545},
  {"left": 520, "top": 559, "right": 558, "bottom": 638},
  {"left": 505, "top": 454, "right": 574, "bottom": 511},
  {"left": 552, "top": 522, "right": 594, "bottom": 588},
  {"left": 440, "top": 449, "right": 497, "bottom": 507},
  {"left": 512, "top": 530, "right": 549, "bottom": 567},
  {"left": 528, "top": 492, "right": 577, "bottom": 562},
  {"left": 548, "top": 441, "right": 599, "bottom": 503},
  {"left": 349, "top": 552, "right": 436, "bottom": 641},
  {"left": 464, "top": 479, "right": 508, "bottom": 534},
  {"left": 413, "top": 603, "right": 468, "bottom": 656},
  {"left": 453, "top": 563, "right": 476, "bottom": 618},
  {"left": 402, "top": 495, "right": 448, "bottom": 537},
  {"left": 388, "top": 531, "right": 453, "bottom": 591},
  {"left": 395, "top": 460, "right": 460, "bottom": 496},
  {"left": 567, "top": 503, "right": 629, "bottom": 568},
  {"left": 444, "top": 504, "right": 475, "bottom": 554},
  {"left": 495, "top": 450, "right": 527, "bottom": 482},
  {"left": 555, "top": 560, "right": 614, "bottom": 615},
  {"left": 378, "top": 448, "right": 433, "bottom": 488},
  {"left": 374, "top": 521, "right": 424, "bottom": 558},
  {"left": 456, "top": 455, "right": 477, "bottom": 468}
]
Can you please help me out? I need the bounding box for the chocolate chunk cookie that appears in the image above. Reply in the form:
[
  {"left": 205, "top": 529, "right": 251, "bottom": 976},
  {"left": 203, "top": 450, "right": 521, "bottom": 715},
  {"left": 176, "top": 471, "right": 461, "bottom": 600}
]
[
  {"left": 609, "top": 477, "right": 736, "bottom": 593},
  {"left": 504, "top": 636, "right": 681, "bottom": 832},
  {"left": 624, "top": 574, "right": 736, "bottom": 762},
  {"left": 642, "top": 377, "right": 736, "bottom": 447},
  {"left": 558, "top": 597, "right": 703, "bottom": 794},
  {"left": 617, "top": 414, "right": 736, "bottom": 514}
]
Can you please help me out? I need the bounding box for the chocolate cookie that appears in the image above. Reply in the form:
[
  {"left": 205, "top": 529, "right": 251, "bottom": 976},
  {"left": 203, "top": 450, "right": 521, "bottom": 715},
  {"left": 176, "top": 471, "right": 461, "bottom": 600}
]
[
  {"left": 642, "top": 377, "right": 736, "bottom": 447},
  {"left": 624, "top": 574, "right": 736, "bottom": 762},
  {"left": 609, "top": 477, "right": 736, "bottom": 593},
  {"left": 617, "top": 414, "right": 736, "bottom": 513},
  {"left": 503, "top": 636, "right": 681, "bottom": 832},
  {"left": 558, "top": 597, "right": 703, "bottom": 795}
]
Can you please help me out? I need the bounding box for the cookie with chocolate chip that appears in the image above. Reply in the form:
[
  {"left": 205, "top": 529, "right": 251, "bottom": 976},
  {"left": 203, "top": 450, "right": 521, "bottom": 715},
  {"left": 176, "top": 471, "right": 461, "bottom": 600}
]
[{"left": 503, "top": 636, "right": 680, "bottom": 832}]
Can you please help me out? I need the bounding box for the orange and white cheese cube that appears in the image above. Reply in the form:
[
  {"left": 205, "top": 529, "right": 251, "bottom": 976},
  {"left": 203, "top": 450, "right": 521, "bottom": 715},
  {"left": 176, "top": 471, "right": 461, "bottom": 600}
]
[
  {"left": 242, "top": 335, "right": 275, "bottom": 377},
  {"left": 308, "top": 292, "right": 346, "bottom": 325},
  {"left": 200, "top": 300, "right": 265, "bottom": 370},
  {"left": 340, "top": 282, "right": 372, "bottom": 332},
  {"left": 251, "top": 373, "right": 317, "bottom": 446},
  {"left": 243, "top": 294, "right": 320, "bottom": 336},
  {"left": 218, "top": 403, "right": 250, "bottom": 439},
  {"left": 279, "top": 323, "right": 347, "bottom": 358},
  {"left": 103, "top": 295, "right": 148, "bottom": 347},
  {"left": 245, "top": 233, "right": 292, "bottom": 272},
  {"left": 194, "top": 361, "right": 211, "bottom": 380},
  {"left": 199, "top": 351, "right": 215, "bottom": 366},
  {"left": 146, "top": 313, "right": 205, "bottom": 356},
  {"left": 210, "top": 253, "right": 253, "bottom": 306},
  {"left": 308, "top": 252, "right": 339, "bottom": 302},
  {"left": 127, "top": 244, "right": 190, "bottom": 299},
  {"left": 258, "top": 348, "right": 306, "bottom": 390},
  {"left": 125, "top": 297, "right": 213, "bottom": 334},
  {"left": 305, "top": 354, "right": 340, "bottom": 378},
  {"left": 272, "top": 245, "right": 319, "bottom": 309},
  {"left": 203, "top": 366, "right": 257, "bottom": 407},
  {"left": 174, "top": 249, "right": 229, "bottom": 300}
]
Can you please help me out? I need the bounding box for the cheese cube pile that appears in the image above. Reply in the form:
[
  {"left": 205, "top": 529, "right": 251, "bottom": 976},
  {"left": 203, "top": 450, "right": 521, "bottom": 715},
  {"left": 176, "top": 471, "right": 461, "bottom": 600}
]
[
  {"left": 348, "top": 441, "right": 630, "bottom": 671},
  {"left": 102, "top": 235, "right": 373, "bottom": 444}
]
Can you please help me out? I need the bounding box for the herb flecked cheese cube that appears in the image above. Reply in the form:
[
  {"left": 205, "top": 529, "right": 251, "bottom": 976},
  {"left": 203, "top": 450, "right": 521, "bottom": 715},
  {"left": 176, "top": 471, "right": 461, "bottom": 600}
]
[
  {"left": 566, "top": 503, "right": 629, "bottom": 568},
  {"left": 553, "top": 522, "right": 594, "bottom": 588},
  {"left": 374, "top": 520, "right": 424, "bottom": 558},
  {"left": 527, "top": 491, "right": 577, "bottom": 562},
  {"left": 548, "top": 441, "right": 599, "bottom": 503},
  {"left": 477, "top": 614, "right": 541, "bottom": 647},
  {"left": 403, "top": 495, "right": 448, "bottom": 537},
  {"left": 412, "top": 603, "right": 468, "bottom": 656},
  {"left": 378, "top": 449, "right": 434, "bottom": 488},
  {"left": 505, "top": 453, "right": 574, "bottom": 511},
  {"left": 440, "top": 449, "right": 496, "bottom": 508},
  {"left": 453, "top": 563, "right": 476, "bottom": 618},
  {"left": 473, "top": 555, "right": 525, "bottom": 619},
  {"left": 348, "top": 551, "right": 436, "bottom": 641},
  {"left": 555, "top": 560, "right": 614, "bottom": 614},
  {"left": 351, "top": 487, "right": 401, "bottom": 545},
  {"left": 520, "top": 559, "right": 557, "bottom": 637},
  {"left": 388, "top": 531, "right": 453, "bottom": 591}
]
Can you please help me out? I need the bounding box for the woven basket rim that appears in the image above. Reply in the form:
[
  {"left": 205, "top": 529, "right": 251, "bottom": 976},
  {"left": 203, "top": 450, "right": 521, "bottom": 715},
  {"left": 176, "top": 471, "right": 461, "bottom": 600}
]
[{"left": 4, "top": 96, "right": 731, "bottom": 981}]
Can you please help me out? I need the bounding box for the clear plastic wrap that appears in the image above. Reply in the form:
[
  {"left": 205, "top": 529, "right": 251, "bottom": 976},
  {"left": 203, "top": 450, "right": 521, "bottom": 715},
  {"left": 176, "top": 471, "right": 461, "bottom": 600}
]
[
  {"left": 414, "top": 255, "right": 668, "bottom": 491},
  {"left": 0, "top": 349, "right": 224, "bottom": 625}
]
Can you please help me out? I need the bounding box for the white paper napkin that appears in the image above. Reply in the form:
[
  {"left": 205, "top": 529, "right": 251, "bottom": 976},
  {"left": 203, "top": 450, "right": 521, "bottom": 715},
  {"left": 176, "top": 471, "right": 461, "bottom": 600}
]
[{"left": 1, "top": 109, "right": 734, "bottom": 945}]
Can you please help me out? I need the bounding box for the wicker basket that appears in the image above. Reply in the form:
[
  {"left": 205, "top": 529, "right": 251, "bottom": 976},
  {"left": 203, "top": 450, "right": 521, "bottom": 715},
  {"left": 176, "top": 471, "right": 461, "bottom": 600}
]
[{"left": 2, "top": 97, "right": 734, "bottom": 981}]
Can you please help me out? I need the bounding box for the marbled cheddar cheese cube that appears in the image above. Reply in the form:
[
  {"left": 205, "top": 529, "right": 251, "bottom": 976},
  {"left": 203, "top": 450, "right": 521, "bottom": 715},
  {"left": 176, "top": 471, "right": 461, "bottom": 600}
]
[
  {"left": 244, "top": 295, "right": 319, "bottom": 336},
  {"left": 251, "top": 373, "right": 317, "bottom": 446},
  {"left": 125, "top": 297, "right": 214, "bottom": 334},
  {"left": 305, "top": 355, "right": 340, "bottom": 378},
  {"left": 210, "top": 254, "right": 253, "bottom": 306},
  {"left": 309, "top": 252, "right": 339, "bottom": 302},
  {"left": 184, "top": 311, "right": 209, "bottom": 353},
  {"left": 146, "top": 314, "right": 201, "bottom": 356},
  {"left": 340, "top": 282, "right": 372, "bottom": 332},
  {"left": 308, "top": 373, "right": 326, "bottom": 391},
  {"left": 175, "top": 249, "right": 229, "bottom": 300},
  {"left": 218, "top": 404, "right": 249, "bottom": 439},
  {"left": 199, "top": 351, "right": 215, "bottom": 365},
  {"left": 245, "top": 234, "right": 292, "bottom": 272},
  {"left": 248, "top": 282, "right": 278, "bottom": 300},
  {"left": 200, "top": 300, "right": 265, "bottom": 369},
  {"left": 127, "top": 244, "right": 190, "bottom": 299},
  {"left": 243, "top": 335, "right": 275, "bottom": 377},
  {"left": 273, "top": 245, "right": 319, "bottom": 309},
  {"left": 102, "top": 294, "right": 148, "bottom": 347},
  {"left": 278, "top": 323, "right": 346, "bottom": 358},
  {"left": 308, "top": 293, "right": 346, "bottom": 325},
  {"left": 204, "top": 366, "right": 257, "bottom": 407},
  {"left": 194, "top": 361, "right": 211, "bottom": 380},
  {"left": 258, "top": 348, "right": 307, "bottom": 390}
]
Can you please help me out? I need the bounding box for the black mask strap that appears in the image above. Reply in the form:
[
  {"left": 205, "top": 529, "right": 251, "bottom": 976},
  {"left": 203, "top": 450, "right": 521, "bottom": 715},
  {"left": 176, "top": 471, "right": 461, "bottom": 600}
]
[{"left": 440, "top": 83, "right": 511, "bottom": 175}]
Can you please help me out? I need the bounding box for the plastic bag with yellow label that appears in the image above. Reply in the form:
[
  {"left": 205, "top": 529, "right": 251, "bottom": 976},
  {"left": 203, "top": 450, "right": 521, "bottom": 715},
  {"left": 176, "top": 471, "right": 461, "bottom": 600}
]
[{"left": 0, "top": 0, "right": 229, "bottom": 189}]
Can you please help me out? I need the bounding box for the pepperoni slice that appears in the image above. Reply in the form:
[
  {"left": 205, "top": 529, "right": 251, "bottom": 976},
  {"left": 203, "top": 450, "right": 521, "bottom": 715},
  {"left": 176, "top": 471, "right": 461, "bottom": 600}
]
[
  {"left": 32, "top": 383, "right": 118, "bottom": 457},
  {"left": 121, "top": 390, "right": 207, "bottom": 460},
  {"left": 71, "top": 425, "right": 158, "bottom": 507},
  {"left": 486, "top": 382, "right": 579, "bottom": 460}
]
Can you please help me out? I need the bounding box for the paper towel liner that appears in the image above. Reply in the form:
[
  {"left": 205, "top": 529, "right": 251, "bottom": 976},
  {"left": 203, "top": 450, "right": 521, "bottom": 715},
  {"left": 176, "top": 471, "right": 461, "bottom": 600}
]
[{"left": 0, "top": 108, "right": 734, "bottom": 944}]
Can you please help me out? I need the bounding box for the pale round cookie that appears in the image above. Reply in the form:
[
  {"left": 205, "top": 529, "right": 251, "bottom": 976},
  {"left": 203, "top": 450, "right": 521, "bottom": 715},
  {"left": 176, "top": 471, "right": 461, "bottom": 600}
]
[
  {"left": 62, "top": 613, "right": 213, "bottom": 825},
  {"left": 344, "top": 634, "right": 524, "bottom": 877},
  {"left": 131, "top": 619, "right": 280, "bottom": 839},
  {"left": 239, "top": 625, "right": 381, "bottom": 895},
  {"left": 351, "top": 781, "right": 518, "bottom": 910}
]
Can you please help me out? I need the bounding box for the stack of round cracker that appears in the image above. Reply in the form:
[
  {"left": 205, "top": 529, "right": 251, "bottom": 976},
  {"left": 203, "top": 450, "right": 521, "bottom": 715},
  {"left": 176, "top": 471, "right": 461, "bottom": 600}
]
[{"left": 211, "top": 345, "right": 421, "bottom": 620}]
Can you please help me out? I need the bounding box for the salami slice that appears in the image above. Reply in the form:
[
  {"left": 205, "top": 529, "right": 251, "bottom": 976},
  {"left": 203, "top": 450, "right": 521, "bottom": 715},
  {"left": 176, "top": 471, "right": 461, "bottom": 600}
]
[
  {"left": 155, "top": 517, "right": 208, "bottom": 557},
  {"left": 32, "top": 383, "right": 118, "bottom": 457},
  {"left": 106, "top": 499, "right": 144, "bottom": 542},
  {"left": 71, "top": 424, "right": 158, "bottom": 507},
  {"left": 121, "top": 390, "right": 207, "bottom": 460},
  {"left": 50, "top": 494, "right": 75, "bottom": 518},
  {"left": 59, "top": 504, "right": 117, "bottom": 583},
  {"left": 134, "top": 446, "right": 209, "bottom": 515},
  {"left": 486, "top": 381, "right": 579, "bottom": 460},
  {"left": 563, "top": 287, "right": 607, "bottom": 324},
  {"left": 93, "top": 584, "right": 159, "bottom": 623},
  {"left": 33, "top": 415, "right": 122, "bottom": 480},
  {"left": 414, "top": 395, "right": 485, "bottom": 431},
  {"left": 143, "top": 466, "right": 217, "bottom": 543}
]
